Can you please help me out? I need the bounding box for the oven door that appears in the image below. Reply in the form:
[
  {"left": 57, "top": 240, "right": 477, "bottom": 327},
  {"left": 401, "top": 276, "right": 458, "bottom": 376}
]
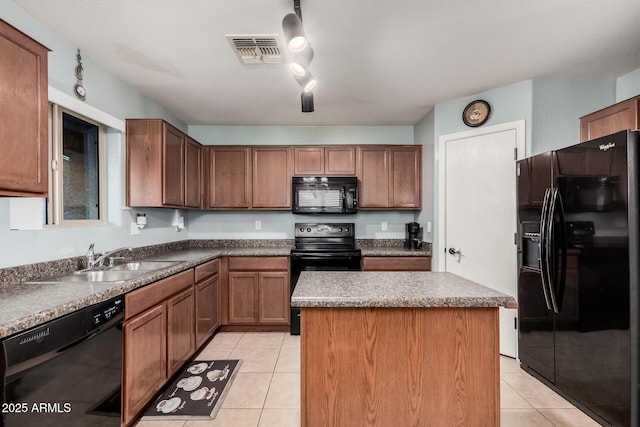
[{"left": 289, "top": 252, "right": 361, "bottom": 335}]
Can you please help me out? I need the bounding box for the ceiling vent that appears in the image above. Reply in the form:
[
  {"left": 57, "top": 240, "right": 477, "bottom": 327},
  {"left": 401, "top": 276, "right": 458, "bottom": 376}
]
[{"left": 226, "top": 35, "right": 282, "bottom": 65}]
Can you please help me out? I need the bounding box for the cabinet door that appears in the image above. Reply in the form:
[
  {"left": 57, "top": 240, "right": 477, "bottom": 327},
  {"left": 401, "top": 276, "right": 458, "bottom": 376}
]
[
  {"left": 389, "top": 146, "right": 421, "bottom": 208},
  {"left": 258, "top": 272, "right": 290, "bottom": 324},
  {"left": 195, "top": 275, "right": 220, "bottom": 348},
  {"left": 162, "top": 123, "right": 185, "bottom": 206},
  {"left": 167, "top": 287, "right": 195, "bottom": 376},
  {"left": 0, "top": 21, "right": 49, "bottom": 196},
  {"left": 185, "top": 137, "right": 202, "bottom": 208},
  {"left": 357, "top": 146, "right": 389, "bottom": 208},
  {"left": 252, "top": 146, "right": 293, "bottom": 208},
  {"left": 123, "top": 304, "right": 167, "bottom": 426},
  {"left": 208, "top": 146, "right": 251, "bottom": 208},
  {"left": 228, "top": 272, "right": 259, "bottom": 324},
  {"left": 294, "top": 146, "right": 324, "bottom": 175},
  {"left": 325, "top": 146, "right": 356, "bottom": 175},
  {"left": 580, "top": 97, "right": 639, "bottom": 142}
]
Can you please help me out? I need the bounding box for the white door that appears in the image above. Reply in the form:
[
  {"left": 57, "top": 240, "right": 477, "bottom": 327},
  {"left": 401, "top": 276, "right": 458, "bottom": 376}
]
[{"left": 438, "top": 120, "right": 524, "bottom": 358}]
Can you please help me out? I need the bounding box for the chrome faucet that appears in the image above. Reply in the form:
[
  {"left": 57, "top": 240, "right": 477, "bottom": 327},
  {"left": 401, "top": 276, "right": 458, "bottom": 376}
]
[
  {"left": 84, "top": 244, "right": 133, "bottom": 270},
  {"left": 86, "top": 243, "right": 96, "bottom": 268}
]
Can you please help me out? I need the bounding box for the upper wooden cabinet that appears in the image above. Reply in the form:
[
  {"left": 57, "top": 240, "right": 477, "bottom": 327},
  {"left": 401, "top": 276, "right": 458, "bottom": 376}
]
[
  {"left": 205, "top": 146, "right": 293, "bottom": 209},
  {"left": 293, "top": 146, "right": 356, "bottom": 176},
  {"left": 185, "top": 137, "right": 202, "bottom": 208},
  {"left": 206, "top": 146, "right": 252, "bottom": 209},
  {"left": 126, "top": 119, "right": 202, "bottom": 208},
  {"left": 0, "top": 20, "right": 49, "bottom": 197},
  {"left": 357, "top": 145, "right": 421, "bottom": 209},
  {"left": 131, "top": 141, "right": 421, "bottom": 212},
  {"left": 253, "top": 146, "right": 293, "bottom": 209},
  {"left": 580, "top": 95, "right": 640, "bottom": 142}
]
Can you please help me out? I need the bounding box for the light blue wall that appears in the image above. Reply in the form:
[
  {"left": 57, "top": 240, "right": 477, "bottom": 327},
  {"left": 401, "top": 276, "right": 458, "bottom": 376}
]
[
  {"left": 616, "top": 67, "right": 640, "bottom": 101},
  {"left": 531, "top": 79, "right": 615, "bottom": 155},
  {"left": 189, "top": 210, "right": 414, "bottom": 239},
  {"left": 414, "top": 109, "right": 434, "bottom": 243},
  {"left": 188, "top": 126, "right": 413, "bottom": 146},
  {"left": 187, "top": 125, "right": 417, "bottom": 239},
  {"left": 0, "top": 1, "right": 190, "bottom": 268},
  {"left": 434, "top": 81, "right": 534, "bottom": 153}
]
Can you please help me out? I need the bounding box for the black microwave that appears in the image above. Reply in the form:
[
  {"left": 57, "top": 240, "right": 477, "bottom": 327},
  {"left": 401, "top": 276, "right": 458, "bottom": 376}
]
[{"left": 292, "top": 176, "right": 358, "bottom": 214}]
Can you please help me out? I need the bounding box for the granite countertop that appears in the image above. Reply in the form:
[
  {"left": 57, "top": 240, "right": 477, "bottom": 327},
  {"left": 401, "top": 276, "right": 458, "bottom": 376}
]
[
  {"left": 0, "top": 240, "right": 436, "bottom": 339},
  {"left": 291, "top": 271, "right": 516, "bottom": 308},
  {"left": 355, "top": 239, "right": 432, "bottom": 257},
  {"left": 0, "top": 246, "right": 290, "bottom": 339},
  {"left": 359, "top": 247, "right": 431, "bottom": 257}
]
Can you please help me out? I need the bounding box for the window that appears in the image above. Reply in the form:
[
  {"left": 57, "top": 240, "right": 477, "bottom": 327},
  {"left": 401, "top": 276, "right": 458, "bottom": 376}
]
[{"left": 49, "top": 105, "right": 105, "bottom": 226}]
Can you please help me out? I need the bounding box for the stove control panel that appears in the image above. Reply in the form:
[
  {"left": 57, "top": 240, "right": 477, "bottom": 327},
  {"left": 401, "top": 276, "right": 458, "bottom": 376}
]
[{"left": 294, "top": 223, "right": 355, "bottom": 238}]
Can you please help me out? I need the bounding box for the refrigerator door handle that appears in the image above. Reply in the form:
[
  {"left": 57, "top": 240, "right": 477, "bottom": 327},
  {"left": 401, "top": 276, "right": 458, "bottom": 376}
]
[
  {"left": 546, "top": 188, "right": 561, "bottom": 314},
  {"left": 551, "top": 188, "right": 567, "bottom": 314},
  {"left": 539, "top": 188, "right": 553, "bottom": 311}
]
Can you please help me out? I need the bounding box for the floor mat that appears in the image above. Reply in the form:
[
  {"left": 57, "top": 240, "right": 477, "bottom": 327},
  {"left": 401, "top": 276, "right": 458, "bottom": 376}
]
[{"left": 141, "top": 359, "right": 241, "bottom": 420}]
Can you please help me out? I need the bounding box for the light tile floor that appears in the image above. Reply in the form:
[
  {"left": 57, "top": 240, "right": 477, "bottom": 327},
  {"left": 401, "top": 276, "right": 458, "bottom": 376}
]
[{"left": 135, "top": 332, "right": 601, "bottom": 427}]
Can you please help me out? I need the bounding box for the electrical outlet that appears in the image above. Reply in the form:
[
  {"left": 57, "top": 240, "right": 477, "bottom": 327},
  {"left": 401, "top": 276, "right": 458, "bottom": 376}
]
[
  {"left": 255, "top": 220, "right": 262, "bottom": 230},
  {"left": 130, "top": 222, "right": 140, "bottom": 235},
  {"left": 381, "top": 221, "right": 388, "bottom": 231}
]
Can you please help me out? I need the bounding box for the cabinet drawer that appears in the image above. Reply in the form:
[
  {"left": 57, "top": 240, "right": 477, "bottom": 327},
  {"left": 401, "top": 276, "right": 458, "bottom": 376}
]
[
  {"left": 125, "top": 269, "right": 195, "bottom": 319},
  {"left": 195, "top": 259, "right": 220, "bottom": 282},
  {"left": 361, "top": 256, "right": 432, "bottom": 271},
  {"left": 228, "top": 256, "right": 289, "bottom": 271}
]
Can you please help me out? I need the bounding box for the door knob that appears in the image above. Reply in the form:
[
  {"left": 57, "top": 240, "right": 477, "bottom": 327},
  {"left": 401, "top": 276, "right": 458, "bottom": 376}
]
[{"left": 448, "top": 247, "right": 462, "bottom": 262}]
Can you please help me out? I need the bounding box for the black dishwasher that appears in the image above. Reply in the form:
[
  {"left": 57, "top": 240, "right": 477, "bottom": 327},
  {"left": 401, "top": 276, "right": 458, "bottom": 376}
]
[{"left": 0, "top": 296, "right": 124, "bottom": 427}]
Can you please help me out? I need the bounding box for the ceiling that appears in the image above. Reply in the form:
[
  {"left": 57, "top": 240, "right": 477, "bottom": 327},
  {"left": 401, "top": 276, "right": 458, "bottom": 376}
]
[{"left": 12, "top": 0, "right": 640, "bottom": 126}]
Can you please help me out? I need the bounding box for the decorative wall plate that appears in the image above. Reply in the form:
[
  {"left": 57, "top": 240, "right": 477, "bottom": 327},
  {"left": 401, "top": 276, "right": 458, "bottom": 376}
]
[{"left": 462, "top": 100, "right": 491, "bottom": 127}]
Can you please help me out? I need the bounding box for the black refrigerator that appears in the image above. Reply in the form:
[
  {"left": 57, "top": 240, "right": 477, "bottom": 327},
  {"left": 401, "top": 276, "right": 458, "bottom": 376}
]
[{"left": 517, "top": 130, "right": 639, "bottom": 426}]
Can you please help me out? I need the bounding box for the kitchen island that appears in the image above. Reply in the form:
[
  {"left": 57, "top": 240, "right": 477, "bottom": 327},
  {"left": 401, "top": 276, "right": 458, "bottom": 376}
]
[{"left": 291, "top": 271, "right": 516, "bottom": 427}]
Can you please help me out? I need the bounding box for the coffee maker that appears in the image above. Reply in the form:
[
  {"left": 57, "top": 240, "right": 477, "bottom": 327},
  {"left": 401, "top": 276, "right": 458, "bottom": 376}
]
[{"left": 404, "top": 222, "right": 422, "bottom": 250}]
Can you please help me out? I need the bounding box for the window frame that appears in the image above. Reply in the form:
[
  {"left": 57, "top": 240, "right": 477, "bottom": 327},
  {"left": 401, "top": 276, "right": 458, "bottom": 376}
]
[{"left": 48, "top": 103, "right": 106, "bottom": 227}]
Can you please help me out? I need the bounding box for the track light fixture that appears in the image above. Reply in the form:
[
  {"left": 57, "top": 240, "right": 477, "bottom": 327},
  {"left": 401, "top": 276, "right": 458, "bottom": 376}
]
[
  {"left": 282, "top": 13, "right": 308, "bottom": 52},
  {"left": 282, "top": 0, "right": 315, "bottom": 113}
]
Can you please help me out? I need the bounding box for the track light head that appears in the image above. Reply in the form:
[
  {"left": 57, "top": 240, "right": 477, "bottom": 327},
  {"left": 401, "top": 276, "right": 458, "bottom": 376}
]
[
  {"left": 301, "top": 92, "right": 314, "bottom": 113},
  {"left": 289, "top": 46, "right": 314, "bottom": 77},
  {"left": 294, "top": 71, "right": 316, "bottom": 93},
  {"left": 282, "top": 13, "right": 308, "bottom": 52}
]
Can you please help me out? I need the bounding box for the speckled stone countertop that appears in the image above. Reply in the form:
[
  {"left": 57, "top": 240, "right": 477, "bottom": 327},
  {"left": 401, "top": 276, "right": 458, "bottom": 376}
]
[
  {"left": 291, "top": 271, "right": 516, "bottom": 308},
  {"left": 356, "top": 239, "right": 432, "bottom": 257},
  {"left": 0, "top": 238, "right": 438, "bottom": 339},
  {"left": 0, "top": 243, "right": 292, "bottom": 339}
]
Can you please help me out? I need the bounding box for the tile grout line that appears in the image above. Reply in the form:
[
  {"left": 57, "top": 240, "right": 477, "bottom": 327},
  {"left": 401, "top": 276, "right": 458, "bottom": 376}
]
[{"left": 256, "top": 337, "right": 285, "bottom": 427}]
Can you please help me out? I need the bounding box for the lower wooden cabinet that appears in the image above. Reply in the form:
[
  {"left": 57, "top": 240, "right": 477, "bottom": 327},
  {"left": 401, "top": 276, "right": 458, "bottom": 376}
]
[
  {"left": 361, "top": 256, "right": 432, "bottom": 271},
  {"left": 123, "top": 304, "right": 167, "bottom": 426},
  {"left": 122, "top": 260, "right": 222, "bottom": 426},
  {"left": 167, "top": 287, "right": 195, "bottom": 376},
  {"left": 195, "top": 274, "right": 220, "bottom": 348},
  {"left": 227, "top": 256, "right": 290, "bottom": 326}
]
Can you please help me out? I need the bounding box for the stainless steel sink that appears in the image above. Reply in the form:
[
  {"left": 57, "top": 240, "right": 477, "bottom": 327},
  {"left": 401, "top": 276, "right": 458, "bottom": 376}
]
[
  {"left": 108, "top": 261, "right": 181, "bottom": 271},
  {"left": 28, "top": 270, "right": 147, "bottom": 284}
]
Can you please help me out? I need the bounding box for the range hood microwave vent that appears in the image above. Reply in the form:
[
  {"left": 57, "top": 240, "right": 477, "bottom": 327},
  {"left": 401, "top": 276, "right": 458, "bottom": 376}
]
[{"left": 226, "top": 35, "right": 282, "bottom": 64}]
